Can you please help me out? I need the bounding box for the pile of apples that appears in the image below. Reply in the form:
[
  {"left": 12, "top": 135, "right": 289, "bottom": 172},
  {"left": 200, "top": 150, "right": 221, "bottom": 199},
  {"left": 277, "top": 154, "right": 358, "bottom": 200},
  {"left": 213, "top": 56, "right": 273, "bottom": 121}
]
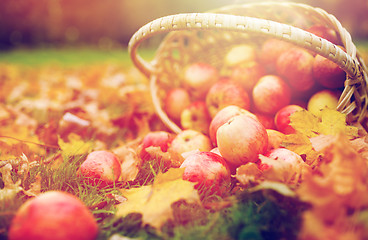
[
  {"left": 153, "top": 24, "right": 346, "bottom": 193},
  {"left": 73, "top": 24, "right": 346, "bottom": 198}
]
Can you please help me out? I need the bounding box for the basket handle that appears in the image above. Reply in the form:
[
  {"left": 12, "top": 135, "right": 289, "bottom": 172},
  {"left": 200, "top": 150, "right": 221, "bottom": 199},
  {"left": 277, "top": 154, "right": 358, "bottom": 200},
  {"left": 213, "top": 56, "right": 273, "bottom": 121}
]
[{"left": 128, "top": 12, "right": 362, "bottom": 80}]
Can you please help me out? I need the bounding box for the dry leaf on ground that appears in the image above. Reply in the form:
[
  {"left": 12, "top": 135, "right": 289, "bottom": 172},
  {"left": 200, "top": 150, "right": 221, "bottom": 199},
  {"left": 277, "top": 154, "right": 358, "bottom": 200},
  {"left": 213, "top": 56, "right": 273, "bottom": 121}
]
[{"left": 115, "top": 168, "right": 200, "bottom": 230}]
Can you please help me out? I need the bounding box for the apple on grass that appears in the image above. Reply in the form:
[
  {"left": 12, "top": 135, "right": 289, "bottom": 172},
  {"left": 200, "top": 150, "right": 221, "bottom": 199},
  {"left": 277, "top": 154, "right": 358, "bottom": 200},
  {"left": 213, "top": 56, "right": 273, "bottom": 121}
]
[
  {"left": 209, "top": 105, "right": 257, "bottom": 147},
  {"left": 169, "top": 129, "right": 213, "bottom": 164},
  {"left": 217, "top": 114, "right": 268, "bottom": 168},
  {"left": 230, "top": 61, "right": 265, "bottom": 91},
  {"left": 276, "top": 47, "right": 315, "bottom": 92},
  {"left": 183, "top": 62, "right": 219, "bottom": 99},
  {"left": 180, "top": 151, "right": 231, "bottom": 197},
  {"left": 307, "top": 89, "right": 340, "bottom": 117},
  {"left": 252, "top": 75, "right": 292, "bottom": 114},
  {"left": 163, "top": 87, "right": 191, "bottom": 122},
  {"left": 181, "top": 101, "right": 211, "bottom": 135},
  {"left": 205, "top": 78, "right": 250, "bottom": 118},
  {"left": 139, "top": 131, "right": 174, "bottom": 162},
  {"left": 78, "top": 150, "right": 121, "bottom": 186},
  {"left": 8, "top": 191, "right": 98, "bottom": 240},
  {"left": 274, "top": 104, "right": 305, "bottom": 134}
]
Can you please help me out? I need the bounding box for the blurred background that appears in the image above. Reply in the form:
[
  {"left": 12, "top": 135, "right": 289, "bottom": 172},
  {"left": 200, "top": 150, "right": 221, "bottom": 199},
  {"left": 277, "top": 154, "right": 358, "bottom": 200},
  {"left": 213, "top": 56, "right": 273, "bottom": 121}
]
[{"left": 0, "top": 0, "right": 367, "bottom": 50}]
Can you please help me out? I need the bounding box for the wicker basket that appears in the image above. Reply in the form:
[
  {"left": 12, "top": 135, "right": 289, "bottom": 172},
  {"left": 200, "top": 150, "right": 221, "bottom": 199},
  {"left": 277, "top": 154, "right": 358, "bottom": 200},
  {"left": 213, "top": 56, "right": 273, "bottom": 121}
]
[{"left": 128, "top": 1, "right": 368, "bottom": 134}]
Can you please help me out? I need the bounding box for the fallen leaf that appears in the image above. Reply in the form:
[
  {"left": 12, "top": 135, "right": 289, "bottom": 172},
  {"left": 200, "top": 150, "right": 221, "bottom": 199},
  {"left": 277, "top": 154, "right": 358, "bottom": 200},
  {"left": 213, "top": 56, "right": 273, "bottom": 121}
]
[
  {"left": 298, "top": 134, "right": 368, "bottom": 238},
  {"left": 115, "top": 168, "right": 200, "bottom": 230},
  {"left": 284, "top": 109, "right": 358, "bottom": 167},
  {"left": 248, "top": 181, "right": 296, "bottom": 197},
  {"left": 112, "top": 145, "right": 141, "bottom": 182},
  {"left": 58, "top": 134, "right": 93, "bottom": 158},
  {"left": 289, "top": 110, "right": 320, "bottom": 138},
  {"left": 0, "top": 163, "right": 23, "bottom": 206},
  {"left": 319, "top": 109, "right": 359, "bottom": 138},
  {"left": 282, "top": 132, "right": 322, "bottom": 166},
  {"left": 259, "top": 155, "right": 311, "bottom": 185},
  {"left": 235, "top": 162, "right": 263, "bottom": 187}
]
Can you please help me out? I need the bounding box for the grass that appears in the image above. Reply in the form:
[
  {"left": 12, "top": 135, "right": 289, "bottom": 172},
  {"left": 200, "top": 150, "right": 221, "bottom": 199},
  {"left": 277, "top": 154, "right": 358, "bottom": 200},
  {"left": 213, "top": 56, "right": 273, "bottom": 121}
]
[{"left": 0, "top": 45, "right": 156, "bottom": 67}]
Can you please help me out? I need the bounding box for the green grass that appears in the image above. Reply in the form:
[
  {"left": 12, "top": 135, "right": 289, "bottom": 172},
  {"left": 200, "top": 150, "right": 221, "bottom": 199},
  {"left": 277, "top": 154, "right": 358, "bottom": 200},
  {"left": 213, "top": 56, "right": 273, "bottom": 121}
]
[{"left": 0, "top": 46, "right": 156, "bottom": 67}]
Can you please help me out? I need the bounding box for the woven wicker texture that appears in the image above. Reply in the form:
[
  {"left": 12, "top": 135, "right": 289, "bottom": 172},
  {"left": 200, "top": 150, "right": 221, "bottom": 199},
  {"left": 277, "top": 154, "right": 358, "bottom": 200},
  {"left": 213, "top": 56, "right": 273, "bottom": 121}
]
[{"left": 128, "top": 1, "right": 368, "bottom": 133}]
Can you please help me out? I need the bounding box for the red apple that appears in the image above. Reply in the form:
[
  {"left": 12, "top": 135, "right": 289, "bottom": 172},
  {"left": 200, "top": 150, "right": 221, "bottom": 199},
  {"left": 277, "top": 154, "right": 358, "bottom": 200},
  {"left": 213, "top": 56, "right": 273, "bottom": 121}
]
[
  {"left": 217, "top": 114, "right": 268, "bottom": 167},
  {"left": 180, "top": 151, "right": 231, "bottom": 196},
  {"left": 252, "top": 75, "right": 291, "bottom": 114},
  {"left": 209, "top": 105, "right": 257, "bottom": 146},
  {"left": 230, "top": 61, "right": 265, "bottom": 91},
  {"left": 8, "top": 191, "right": 98, "bottom": 240},
  {"left": 205, "top": 78, "right": 250, "bottom": 118},
  {"left": 139, "top": 131, "right": 174, "bottom": 162},
  {"left": 210, "top": 147, "right": 239, "bottom": 175},
  {"left": 258, "top": 148, "right": 310, "bottom": 184},
  {"left": 183, "top": 62, "right": 219, "bottom": 99},
  {"left": 78, "top": 150, "right": 121, "bottom": 186},
  {"left": 313, "top": 52, "right": 346, "bottom": 89},
  {"left": 307, "top": 89, "right": 340, "bottom": 117},
  {"left": 266, "top": 129, "right": 286, "bottom": 151},
  {"left": 306, "top": 24, "right": 341, "bottom": 45},
  {"left": 169, "top": 129, "right": 213, "bottom": 164},
  {"left": 164, "top": 88, "right": 191, "bottom": 122},
  {"left": 259, "top": 38, "right": 295, "bottom": 72},
  {"left": 274, "top": 104, "right": 304, "bottom": 134},
  {"left": 276, "top": 47, "right": 315, "bottom": 91},
  {"left": 254, "top": 112, "right": 276, "bottom": 129},
  {"left": 265, "top": 148, "right": 303, "bottom": 163},
  {"left": 224, "top": 44, "right": 257, "bottom": 67},
  {"left": 181, "top": 101, "right": 211, "bottom": 135}
]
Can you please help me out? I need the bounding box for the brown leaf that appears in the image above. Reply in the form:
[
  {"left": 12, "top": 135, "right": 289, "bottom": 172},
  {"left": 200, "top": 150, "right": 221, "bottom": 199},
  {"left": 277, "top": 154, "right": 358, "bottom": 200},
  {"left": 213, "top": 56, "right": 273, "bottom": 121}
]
[
  {"left": 298, "top": 134, "right": 368, "bottom": 238},
  {"left": 112, "top": 145, "right": 141, "bottom": 182},
  {"left": 235, "top": 162, "right": 263, "bottom": 187}
]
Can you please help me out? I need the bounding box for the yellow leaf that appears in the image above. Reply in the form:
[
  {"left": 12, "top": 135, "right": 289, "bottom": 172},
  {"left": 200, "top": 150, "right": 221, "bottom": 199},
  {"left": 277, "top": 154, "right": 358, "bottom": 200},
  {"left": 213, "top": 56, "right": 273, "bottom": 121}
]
[
  {"left": 248, "top": 181, "right": 296, "bottom": 197},
  {"left": 282, "top": 133, "right": 322, "bottom": 166},
  {"left": 289, "top": 110, "right": 320, "bottom": 138},
  {"left": 285, "top": 109, "right": 358, "bottom": 166},
  {"left": 319, "top": 109, "right": 358, "bottom": 138},
  {"left": 58, "top": 134, "right": 93, "bottom": 158},
  {"left": 115, "top": 168, "right": 200, "bottom": 230}
]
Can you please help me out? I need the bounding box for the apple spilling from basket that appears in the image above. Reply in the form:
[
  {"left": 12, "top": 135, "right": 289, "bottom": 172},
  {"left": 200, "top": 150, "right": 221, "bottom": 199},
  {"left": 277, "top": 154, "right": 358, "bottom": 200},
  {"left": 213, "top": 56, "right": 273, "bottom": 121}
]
[
  {"left": 158, "top": 25, "right": 345, "bottom": 189},
  {"left": 75, "top": 24, "right": 346, "bottom": 195}
]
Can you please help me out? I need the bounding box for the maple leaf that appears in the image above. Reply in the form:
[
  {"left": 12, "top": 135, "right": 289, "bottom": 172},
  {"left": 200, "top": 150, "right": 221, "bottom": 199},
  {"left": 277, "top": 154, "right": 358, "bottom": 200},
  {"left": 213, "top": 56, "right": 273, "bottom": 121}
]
[
  {"left": 58, "top": 133, "right": 93, "bottom": 158},
  {"left": 115, "top": 168, "right": 200, "bottom": 230},
  {"left": 283, "top": 109, "right": 359, "bottom": 166},
  {"left": 282, "top": 132, "right": 322, "bottom": 166}
]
